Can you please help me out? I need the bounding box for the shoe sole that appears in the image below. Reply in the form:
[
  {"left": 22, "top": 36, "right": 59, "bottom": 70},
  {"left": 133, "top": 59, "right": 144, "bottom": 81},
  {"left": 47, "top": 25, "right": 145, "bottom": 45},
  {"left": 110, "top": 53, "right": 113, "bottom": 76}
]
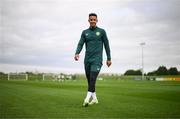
[
  {"left": 83, "top": 103, "right": 89, "bottom": 107},
  {"left": 89, "top": 102, "right": 98, "bottom": 105}
]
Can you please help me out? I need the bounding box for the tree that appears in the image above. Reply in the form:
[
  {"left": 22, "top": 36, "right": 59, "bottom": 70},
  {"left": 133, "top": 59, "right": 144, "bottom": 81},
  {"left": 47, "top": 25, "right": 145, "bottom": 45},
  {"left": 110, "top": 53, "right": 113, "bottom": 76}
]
[
  {"left": 168, "top": 67, "right": 179, "bottom": 75},
  {"left": 0, "top": 72, "right": 5, "bottom": 75},
  {"left": 147, "top": 71, "right": 156, "bottom": 76},
  {"left": 156, "top": 66, "right": 169, "bottom": 75},
  {"left": 124, "top": 69, "right": 142, "bottom": 75}
]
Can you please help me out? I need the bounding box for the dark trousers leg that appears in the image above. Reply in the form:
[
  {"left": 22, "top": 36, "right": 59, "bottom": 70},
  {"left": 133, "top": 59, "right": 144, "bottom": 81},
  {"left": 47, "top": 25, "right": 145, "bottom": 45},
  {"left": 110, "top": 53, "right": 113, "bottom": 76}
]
[
  {"left": 85, "top": 63, "right": 91, "bottom": 92},
  {"left": 88, "top": 71, "right": 99, "bottom": 92},
  {"left": 85, "top": 70, "right": 90, "bottom": 90}
]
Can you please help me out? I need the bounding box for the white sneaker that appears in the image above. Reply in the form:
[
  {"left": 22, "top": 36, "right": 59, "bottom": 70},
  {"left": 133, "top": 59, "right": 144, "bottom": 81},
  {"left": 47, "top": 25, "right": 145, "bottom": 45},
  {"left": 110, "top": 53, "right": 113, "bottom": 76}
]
[
  {"left": 83, "top": 101, "right": 89, "bottom": 107},
  {"left": 89, "top": 99, "right": 98, "bottom": 105}
]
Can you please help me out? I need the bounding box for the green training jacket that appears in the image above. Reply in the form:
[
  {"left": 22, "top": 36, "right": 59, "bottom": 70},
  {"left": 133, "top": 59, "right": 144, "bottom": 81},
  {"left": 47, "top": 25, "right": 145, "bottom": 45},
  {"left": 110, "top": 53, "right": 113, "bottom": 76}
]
[{"left": 75, "top": 27, "right": 111, "bottom": 65}]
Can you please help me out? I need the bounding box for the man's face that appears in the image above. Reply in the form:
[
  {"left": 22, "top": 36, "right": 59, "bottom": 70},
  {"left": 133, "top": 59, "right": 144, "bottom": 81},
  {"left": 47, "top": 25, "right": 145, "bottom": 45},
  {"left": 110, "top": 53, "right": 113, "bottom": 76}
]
[{"left": 88, "top": 16, "right": 98, "bottom": 28}]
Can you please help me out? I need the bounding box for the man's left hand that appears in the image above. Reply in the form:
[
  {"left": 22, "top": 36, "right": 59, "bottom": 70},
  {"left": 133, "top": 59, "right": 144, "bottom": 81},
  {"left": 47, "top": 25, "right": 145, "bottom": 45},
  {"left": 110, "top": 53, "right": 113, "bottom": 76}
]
[{"left": 106, "top": 60, "right": 112, "bottom": 67}]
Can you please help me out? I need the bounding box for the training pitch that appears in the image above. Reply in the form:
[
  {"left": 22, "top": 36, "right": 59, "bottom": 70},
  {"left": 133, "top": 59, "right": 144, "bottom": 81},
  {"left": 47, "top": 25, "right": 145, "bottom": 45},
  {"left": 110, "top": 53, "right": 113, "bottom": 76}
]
[{"left": 0, "top": 79, "right": 180, "bottom": 118}]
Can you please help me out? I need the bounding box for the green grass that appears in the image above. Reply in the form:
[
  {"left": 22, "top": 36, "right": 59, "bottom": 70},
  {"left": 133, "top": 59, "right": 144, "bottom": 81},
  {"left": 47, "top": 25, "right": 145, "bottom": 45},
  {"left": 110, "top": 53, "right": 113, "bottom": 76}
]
[{"left": 0, "top": 79, "right": 180, "bottom": 118}]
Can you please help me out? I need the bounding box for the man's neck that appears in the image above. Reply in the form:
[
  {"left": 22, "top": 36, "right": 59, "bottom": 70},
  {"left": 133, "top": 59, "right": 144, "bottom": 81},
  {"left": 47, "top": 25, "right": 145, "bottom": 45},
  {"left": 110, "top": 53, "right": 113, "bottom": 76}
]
[{"left": 90, "top": 26, "right": 97, "bottom": 29}]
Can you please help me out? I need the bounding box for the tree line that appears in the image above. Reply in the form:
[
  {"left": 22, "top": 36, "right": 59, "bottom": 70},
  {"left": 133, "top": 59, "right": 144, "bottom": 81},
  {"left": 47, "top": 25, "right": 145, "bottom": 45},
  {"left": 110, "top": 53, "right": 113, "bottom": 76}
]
[{"left": 124, "top": 66, "right": 179, "bottom": 76}]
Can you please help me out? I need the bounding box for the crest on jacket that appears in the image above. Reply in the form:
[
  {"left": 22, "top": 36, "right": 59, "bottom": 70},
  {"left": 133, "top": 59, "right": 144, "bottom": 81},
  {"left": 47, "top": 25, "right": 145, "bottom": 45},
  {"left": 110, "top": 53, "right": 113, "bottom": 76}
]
[{"left": 96, "top": 32, "right": 100, "bottom": 36}]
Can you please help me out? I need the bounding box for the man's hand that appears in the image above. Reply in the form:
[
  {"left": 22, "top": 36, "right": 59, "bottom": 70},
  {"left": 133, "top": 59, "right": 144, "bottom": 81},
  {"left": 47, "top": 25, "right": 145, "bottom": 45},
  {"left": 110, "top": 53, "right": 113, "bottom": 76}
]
[
  {"left": 106, "top": 60, "right": 112, "bottom": 67},
  {"left": 74, "top": 54, "right": 79, "bottom": 61}
]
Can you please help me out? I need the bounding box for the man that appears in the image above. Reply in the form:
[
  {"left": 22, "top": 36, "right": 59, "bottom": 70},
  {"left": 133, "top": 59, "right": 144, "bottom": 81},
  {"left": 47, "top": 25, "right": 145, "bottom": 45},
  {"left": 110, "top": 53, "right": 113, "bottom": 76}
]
[{"left": 74, "top": 13, "right": 112, "bottom": 107}]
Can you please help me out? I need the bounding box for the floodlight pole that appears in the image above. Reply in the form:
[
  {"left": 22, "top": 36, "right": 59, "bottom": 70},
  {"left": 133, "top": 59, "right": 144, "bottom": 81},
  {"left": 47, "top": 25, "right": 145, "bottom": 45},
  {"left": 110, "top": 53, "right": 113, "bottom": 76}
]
[{"left": 140, "top": 42, "right": 145, "bottom": 80}]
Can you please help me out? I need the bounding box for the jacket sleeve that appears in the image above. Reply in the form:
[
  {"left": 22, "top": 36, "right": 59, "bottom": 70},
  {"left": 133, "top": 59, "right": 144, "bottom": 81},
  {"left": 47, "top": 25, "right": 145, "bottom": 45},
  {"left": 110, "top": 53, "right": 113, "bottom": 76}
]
[
  {"left": 102, "top": 30, "right": 111, "bottom": 61},
  {"left": 75, "top": 31, "right": 85, "bottom": 54}
]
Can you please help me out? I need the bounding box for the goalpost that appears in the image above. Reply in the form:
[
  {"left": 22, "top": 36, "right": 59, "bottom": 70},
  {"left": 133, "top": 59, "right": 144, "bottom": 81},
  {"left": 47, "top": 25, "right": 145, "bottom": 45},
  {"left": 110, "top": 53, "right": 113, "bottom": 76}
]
[
  {"left": 42, "top": 74, "right": 56, "bottom": 81},
  {"left": 8, "top": 73, "right": 28, "bottom": 80},
  {"left": 6, "top": 73, "right": 75, "bottom": 81}
]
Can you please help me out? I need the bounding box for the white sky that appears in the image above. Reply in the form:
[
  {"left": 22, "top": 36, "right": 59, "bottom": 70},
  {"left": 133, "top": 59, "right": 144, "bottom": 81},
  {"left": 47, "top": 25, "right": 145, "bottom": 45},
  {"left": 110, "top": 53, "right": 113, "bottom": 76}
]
[{"left": 0, "top": 0, "right": 180, "bottom": 74}]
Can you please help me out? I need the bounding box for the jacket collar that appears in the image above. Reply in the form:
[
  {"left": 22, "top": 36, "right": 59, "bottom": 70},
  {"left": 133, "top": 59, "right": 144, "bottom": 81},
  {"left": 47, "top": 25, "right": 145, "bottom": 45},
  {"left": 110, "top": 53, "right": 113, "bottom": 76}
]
[{"left": 89, "top": 26, "right": 98, "bottom": 30}]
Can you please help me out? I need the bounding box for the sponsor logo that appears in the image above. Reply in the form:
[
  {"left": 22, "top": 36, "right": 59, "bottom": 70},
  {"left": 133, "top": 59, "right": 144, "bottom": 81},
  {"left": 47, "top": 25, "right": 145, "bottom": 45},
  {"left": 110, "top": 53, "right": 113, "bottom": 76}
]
[{"left": 96, "top": 32, "right": 100, "bottom": 36}]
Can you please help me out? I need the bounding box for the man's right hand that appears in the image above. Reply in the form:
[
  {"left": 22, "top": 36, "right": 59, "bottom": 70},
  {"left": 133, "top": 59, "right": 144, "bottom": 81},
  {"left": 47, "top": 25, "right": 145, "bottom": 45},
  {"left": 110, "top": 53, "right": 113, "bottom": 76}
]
[{"left": 74, "top": 54, "right": 79, "bottom": 61}]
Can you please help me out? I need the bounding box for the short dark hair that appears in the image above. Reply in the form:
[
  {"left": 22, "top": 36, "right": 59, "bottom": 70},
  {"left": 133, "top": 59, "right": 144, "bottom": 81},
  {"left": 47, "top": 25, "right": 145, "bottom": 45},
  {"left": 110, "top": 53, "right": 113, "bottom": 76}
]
[{"left": 89, "top": 13, "right": 97, "bottom": 18}]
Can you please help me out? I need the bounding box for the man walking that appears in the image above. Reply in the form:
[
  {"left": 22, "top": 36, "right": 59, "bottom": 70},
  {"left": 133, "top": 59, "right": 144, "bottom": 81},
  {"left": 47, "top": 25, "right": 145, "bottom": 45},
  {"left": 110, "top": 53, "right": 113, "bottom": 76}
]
[{"left": 74, "top": 13, "right": 112, "bottom": 107}]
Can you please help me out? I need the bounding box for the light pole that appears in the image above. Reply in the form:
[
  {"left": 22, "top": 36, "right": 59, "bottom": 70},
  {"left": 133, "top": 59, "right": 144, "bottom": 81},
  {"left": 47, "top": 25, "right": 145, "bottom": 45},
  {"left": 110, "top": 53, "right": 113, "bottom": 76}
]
[{"left": 140, "top": 42, "right": 145, "bottom": 80}]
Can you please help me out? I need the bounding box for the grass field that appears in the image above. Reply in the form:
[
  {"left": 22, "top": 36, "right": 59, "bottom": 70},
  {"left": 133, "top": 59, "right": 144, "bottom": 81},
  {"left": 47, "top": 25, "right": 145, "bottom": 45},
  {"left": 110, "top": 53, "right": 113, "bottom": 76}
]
[{"left": 0, "top": 79, "right": 180, "bottom": 118}]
